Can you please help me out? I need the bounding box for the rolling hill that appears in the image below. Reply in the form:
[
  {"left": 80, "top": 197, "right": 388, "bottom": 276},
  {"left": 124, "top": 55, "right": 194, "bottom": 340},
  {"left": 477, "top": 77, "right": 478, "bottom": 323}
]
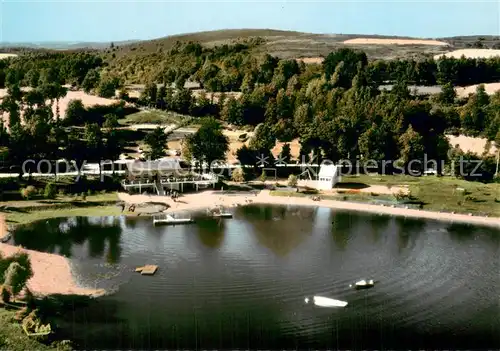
[{"left": 2, "top": 29, "right": 499, "bottom": 60}]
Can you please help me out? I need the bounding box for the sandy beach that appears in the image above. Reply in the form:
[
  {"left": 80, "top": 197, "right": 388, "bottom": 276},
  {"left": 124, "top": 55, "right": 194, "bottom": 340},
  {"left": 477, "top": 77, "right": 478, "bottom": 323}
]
[
  {"left": 0, "top": 243, "right": 105, "bottom": 297},
  {"left": 119, "top": 190, "right": 500, "bottom": 228},
  {"left": 0, "top": 214, "right": 104, "bottom": 297},
  {"left": 0, "top": 188, "right": 497, "bottom": 298}
]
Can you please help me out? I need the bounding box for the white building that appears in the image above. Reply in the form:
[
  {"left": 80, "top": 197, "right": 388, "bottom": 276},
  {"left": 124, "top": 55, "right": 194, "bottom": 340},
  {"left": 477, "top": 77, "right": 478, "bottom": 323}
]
[{"left": 316, "top": 164, "right": 341, "bottom": 190}]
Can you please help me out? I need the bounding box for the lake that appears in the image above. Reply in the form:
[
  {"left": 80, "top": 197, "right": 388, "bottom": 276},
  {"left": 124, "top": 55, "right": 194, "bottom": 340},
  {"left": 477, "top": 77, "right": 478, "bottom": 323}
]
[{"left": 12, "top": 205, "right": 500, "bottom": 349}]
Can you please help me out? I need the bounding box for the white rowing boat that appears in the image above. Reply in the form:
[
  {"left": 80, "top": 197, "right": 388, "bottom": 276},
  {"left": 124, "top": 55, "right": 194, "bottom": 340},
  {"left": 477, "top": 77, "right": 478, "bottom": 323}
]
[
  {"left": 304, "top": 296, "right": 348, "bottom": 307},
  {"left": 349, "top": 279, "right": 375, "bottom": 289}
]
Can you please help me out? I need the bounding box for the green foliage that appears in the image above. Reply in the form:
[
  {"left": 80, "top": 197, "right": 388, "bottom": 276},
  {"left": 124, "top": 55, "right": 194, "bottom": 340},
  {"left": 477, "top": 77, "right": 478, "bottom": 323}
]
[
  {"left": 144, "top": 127, "right": 168, "bottom": 160},
  {"left": 0, "top": 252, "right": 33, "bottom": 297},
  {"left": 20, "top": 186, "right": 37, "bottom": 200},
  {"left": 81, "top": 69, "right": 100, "bottom": 93},
  {"left": 65, "top": 99, "right": 86, "bottom": 125},
  {"left": 43, "top": 183, "right": 57, "bottom": 199},
  {"left": 287, "top": 174, "right": 298, "bottom": 187},
  {"left": 186, "top": 117, "right": 229, "bottom": 166},
  {"left": 97, "top": 76, "right": 121, "bottom": 98},
  {"left": 259, "top": 170, "right": 267, "bottom": 182},
  {"left": 231, "top": 167, "right": 245, "bottom": 182}
]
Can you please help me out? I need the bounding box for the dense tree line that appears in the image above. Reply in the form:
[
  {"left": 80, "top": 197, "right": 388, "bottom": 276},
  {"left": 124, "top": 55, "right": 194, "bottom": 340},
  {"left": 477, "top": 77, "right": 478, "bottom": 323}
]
[{"left": 0, "top": 43, "right": 498, "bottom": 181}]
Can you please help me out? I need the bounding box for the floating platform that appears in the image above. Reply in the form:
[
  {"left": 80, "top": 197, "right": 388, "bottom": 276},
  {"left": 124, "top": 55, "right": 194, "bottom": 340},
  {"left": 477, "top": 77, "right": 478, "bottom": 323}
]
[
  {"left": 135, "top": 265, "right": 158, "bottom": 275},
  {"left": 153, "top": 214, "right": 194, "bottom": 225},
  {"left": 212, "top": 212, "right": 233, "bottom": 218}
]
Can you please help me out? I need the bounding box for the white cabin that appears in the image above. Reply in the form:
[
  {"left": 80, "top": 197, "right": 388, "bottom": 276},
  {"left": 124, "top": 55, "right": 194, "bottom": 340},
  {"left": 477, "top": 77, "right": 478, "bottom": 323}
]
[{"left": 316, "top": 164, "right": 341, "bottom": 190}]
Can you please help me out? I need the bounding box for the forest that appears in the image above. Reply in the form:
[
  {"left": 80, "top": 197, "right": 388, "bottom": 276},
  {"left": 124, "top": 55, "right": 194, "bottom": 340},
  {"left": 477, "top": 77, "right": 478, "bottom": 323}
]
[{"left": 0, "top": 41, "right": 499, "bottom": 181}]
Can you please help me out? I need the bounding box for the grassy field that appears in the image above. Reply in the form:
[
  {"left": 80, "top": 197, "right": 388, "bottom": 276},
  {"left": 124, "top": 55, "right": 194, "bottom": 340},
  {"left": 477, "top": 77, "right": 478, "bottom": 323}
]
[
  {"left": 119, "top": 110, "right": 192, "bottom": 126},
  {"left": 1, "top": 193, "right": 122, "bottom": 227},
  {"left": 0, "top": 309, "right": 71, "bottom": 351},
  {"left": 341, "top": 175, "right": 500, "bottom": 216}
]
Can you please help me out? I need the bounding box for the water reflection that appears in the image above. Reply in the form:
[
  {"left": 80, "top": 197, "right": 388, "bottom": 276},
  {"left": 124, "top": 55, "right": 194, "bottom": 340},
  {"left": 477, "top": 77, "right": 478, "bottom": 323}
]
[
  {"left": 193, "top": 218, "right": 226, "bottom": 249},
  {"left": 13, "top": 217, "right": 123, "bottom": 263},
  {"left": 369, "top": 214, "right": 391, "bottom": 243},
  {"left": 331, "top": 212, "right": 354, "bottom": 250},
  {"left": 240, "top": 205, "right": 315, "bottom": 257},
  {"left": 395, "top": 217, "right": 425, "bottom": 252}
]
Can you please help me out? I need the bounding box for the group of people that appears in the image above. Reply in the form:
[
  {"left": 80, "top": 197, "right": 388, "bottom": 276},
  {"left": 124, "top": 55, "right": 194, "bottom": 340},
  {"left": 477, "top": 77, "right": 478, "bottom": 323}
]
[{"left": 168, "top": 190, "right": 179, "bottom": 202}]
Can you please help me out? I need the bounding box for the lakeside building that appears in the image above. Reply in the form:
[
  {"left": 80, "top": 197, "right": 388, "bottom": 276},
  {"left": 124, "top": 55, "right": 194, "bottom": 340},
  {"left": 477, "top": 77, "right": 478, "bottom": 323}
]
[{"left": 121, "top": 158, "right": 218, "bottom": 195}]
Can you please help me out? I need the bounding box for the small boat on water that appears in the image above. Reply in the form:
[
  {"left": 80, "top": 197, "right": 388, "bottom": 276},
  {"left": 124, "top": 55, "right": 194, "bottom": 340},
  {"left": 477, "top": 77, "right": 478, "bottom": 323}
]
[
  {"left": 349, "top": 279, "right": 375, "bottom": 289},
  {"left": 153, "top": 214, "right": 194, "bottom": 225},
  {"left": 304, "top": 296, "right": 348, "bottom": 308}
]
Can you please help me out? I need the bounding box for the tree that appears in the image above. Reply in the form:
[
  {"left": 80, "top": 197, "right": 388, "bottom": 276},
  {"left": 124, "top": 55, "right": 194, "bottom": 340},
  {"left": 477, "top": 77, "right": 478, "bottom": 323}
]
[
  {"left": 279, "top": 143, "right": 292, "bottom": 164},
  {"left": 65, "top": 99, "right": 86, "bottom": 125},
  {"left": 438, "top": 82, "right": 456, "bottom": 104},
  {"left": 259, "top": 170, "right": 267, "bottom": 183},
  {"left": 249, "top": 123, "right": 276, "bottom": 151},
  {"left": 144, "top": 127, "right": 167, "bottom": 160},
  {"left": 44, "top": 182, "right": 57, "bottom": 199},
  {"left": 97, "top": 76, "right": 120, "bottom": 98},
  {"left": 287, "top": 174, "right": 298, "bottom": 187},
  {"left": 323, "top": 48, "right": 368, "bottom": 83},
  {"left": 231, "top": 167, "right": 245, "bottom": 182},
  {"left": 81, "top": 69, "right": 100, "bottom": 93},
  {"left": 186, "top": 117, "right": 229, "bottom": 168},
  {"left": 24, "top": 69, "right": 40, "bottom": 88},
  {"left": 3, "top": 253, "right": 33, "bottom": 298},
  {"left": 103, "top": 113, "right": 119, "bottom": 129},
  {"left": 398, "top": 125, "right": 425, "bottom": 170},
  {"left": 221, "top": 96, "right": 243, "bottom": 125},
  {"left": 84, "top": 123, "right": 104, "bottom": 164}
]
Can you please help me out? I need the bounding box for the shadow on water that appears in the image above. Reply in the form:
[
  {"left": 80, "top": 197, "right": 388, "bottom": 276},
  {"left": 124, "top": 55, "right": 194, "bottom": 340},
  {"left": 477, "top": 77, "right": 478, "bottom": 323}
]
[
  {"left": 447, "top": 222, "right": 500, "bottom": 247},
  {"left": 192, "top": 217, "right": 226, "bottom": 249},
  {"left": 12, "top": 217, "right": 123, "bottom": 264},
  {"left": 330, "top": 211, "right": 355, "bottom": 250},
  {"left": 239, "top": 205, "right": 315, "bottom": 257},
  {"left": 395, "top": 216, "right": 425, "bottom": 252},
  {"left": 368, "top": 213, "right": 391, "bottom": 243}
]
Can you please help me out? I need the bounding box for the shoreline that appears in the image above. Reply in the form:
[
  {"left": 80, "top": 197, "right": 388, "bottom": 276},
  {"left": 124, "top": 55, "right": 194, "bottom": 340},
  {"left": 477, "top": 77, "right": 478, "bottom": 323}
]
[
  {"left": 0, "top": 188, "right": 498, "bottom": 298},
  {"left": 119, "top": 190, "right": 500, "bottom": 228},
  {"left": 0, "top": 243, "right": 106, "bottom": 298}
]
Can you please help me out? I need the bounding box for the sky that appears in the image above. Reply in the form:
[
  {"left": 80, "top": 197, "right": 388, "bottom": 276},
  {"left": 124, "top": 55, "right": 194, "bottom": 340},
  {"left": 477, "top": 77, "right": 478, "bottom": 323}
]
[{"left": 0, "top": 1, "right": 499, "bottom": 43}]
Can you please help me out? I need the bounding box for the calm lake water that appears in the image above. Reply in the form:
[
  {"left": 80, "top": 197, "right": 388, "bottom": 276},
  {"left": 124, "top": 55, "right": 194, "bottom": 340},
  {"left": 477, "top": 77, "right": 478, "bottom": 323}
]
[{"left": 12, "top": 205, "right": 500, "bottom": 349}]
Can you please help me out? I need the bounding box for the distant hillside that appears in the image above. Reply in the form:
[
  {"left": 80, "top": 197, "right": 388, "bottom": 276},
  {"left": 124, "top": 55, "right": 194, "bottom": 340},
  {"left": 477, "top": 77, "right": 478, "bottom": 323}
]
[
  {"left": 100, "top": 29, "right": 500, "bottom": 61},
  {"left": 0, "top": 40, "right": 139, "bottom": 50},
  {"left": 2, "top": 29, "right": 499, "bottom": 59}
]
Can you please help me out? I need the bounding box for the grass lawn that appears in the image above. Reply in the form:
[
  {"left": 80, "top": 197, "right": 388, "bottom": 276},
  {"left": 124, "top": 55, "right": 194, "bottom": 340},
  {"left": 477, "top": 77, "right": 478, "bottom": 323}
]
[
  {"left": 1, "top": 193, "right": 122, "bottom": 227},
  {"left": 0, "top": 309, "right": 70, "bottom": 351},
  {"left": 342, "top": 174, "right": 500, "bottom": 217},
  {"left": 119, "top": 110, "right": 191, "bottom": 126}
]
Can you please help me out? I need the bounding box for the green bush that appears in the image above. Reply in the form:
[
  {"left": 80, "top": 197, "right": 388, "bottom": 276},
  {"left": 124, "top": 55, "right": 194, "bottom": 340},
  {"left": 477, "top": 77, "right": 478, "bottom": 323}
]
[
  {"left": 287, "top": 174, "right": 298, "bottom": 187},
  {"left": 20, "top": 186, "right": 37, "bottom": 200},
  {"left": 231, "top": 168, "right": 245, "bottom": 182},
  {"left": 44, "top": 183, "right": 57, "bottom": 199}
]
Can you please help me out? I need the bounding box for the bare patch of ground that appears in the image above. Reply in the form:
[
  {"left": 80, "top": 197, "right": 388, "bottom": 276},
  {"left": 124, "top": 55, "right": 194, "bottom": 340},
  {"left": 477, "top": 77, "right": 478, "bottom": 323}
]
[
  {"left": 344, "top": 38, "right": 450, "bottom": 46},
  {"left": 446, "top": 134, "right": 498, "bottom": 156},
  {"left": 0, "top": 88, "right": 121, "bottom": 126},
  {"left": 455, "top": 82, "right": 500, "bottom": 98},
  {"left": 295, "top": 57, "right": 324, "bottom": 64},
  {"left": 0, "top": 53, "right": 18, "bottom": 59},
  {"left": 434, "top": 49, "right": 500, "bottom": 59}
]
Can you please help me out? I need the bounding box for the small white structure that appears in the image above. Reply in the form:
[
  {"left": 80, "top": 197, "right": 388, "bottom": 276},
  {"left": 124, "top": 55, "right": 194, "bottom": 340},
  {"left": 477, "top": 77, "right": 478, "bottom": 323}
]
[{"left": 316, "top": 164, "right": 341, "bottom": 190}]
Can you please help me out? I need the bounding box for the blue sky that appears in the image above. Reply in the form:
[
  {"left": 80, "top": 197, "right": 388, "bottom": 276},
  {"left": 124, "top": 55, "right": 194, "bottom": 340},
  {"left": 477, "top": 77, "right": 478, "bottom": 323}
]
[{"left": 1, "top": 1, "right": 499, "bottom": 42}]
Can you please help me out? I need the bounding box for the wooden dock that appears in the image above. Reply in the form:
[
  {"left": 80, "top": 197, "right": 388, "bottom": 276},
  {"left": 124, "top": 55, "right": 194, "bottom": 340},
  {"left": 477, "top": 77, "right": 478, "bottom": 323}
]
[{"left": 135, "top": 265, "right": 159, "bottom": 275}]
